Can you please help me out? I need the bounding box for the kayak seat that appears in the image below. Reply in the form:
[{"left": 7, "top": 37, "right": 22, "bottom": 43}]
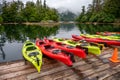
[
  {"left": 52, "top": 49, "right": 61, "bottom": 54},
  {"left": 66, "top": 45, "right": 75, "bottom": 49},
  {"left": 80, "top": 43, "right": 88, "bottom": 46},
  {"left": 58, "top": 38, "right": 64, "bottom": 41},
  {"left": 79, "top": 40, "right": 86, "bottom": 43},
  {"left": 39, "top": 42, "right": 45, "bottom": 45},
  {"left": 26, "top": 43, "right": 33, "bottom": 46},
  {"left": 56, "top": 42, "right": 66, "bottom": 46},
  {"left": 62, "top": 50, "right": 75, "bottom": 62},
  {"left": 26, "top": 46, "right": 37, "bottom": 51},
  {"left": 89, "top": 42, "right": 98, "bottom": 46},
  {"left": 89, "top": 42, "right": 102, "bottom": 50},
  {"left": 76, "top": 45, "right": 88, "bottom": 54},
  {"left": 44, "top": 45, "right": 54, "bottom": 49},
  {"left": 28, "top": 52, "right": 39, "bottom": 57},
  {"left": 68, "top": 41, "right": 76, "bottom": 45},
  {"left": 49, "top": 40, "right": 54, "bottom": 42}
]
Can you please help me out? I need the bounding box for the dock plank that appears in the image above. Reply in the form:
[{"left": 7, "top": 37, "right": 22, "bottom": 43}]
[
  {"left": 27, "top": 61, "right": 86, "bottom": 80},
  {"left": 31, "top": 56, "right": 105, "bottom": 80},
  {"left": 0, "top": 48, "right": 120, "bottom": 80},
  {"left": 0, "top": 61, "right": 25, "bottom": 71}
]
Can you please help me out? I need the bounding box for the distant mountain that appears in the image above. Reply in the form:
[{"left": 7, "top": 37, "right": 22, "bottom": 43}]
[
  {"left": 57, "top": 7, "right": 68, "bottom": 13},
  {"left": 57, "top": 8, "right": 77, "bottom": 21},
  {"left": 57, "top": 7, "right": 80, "bottom": 15}
]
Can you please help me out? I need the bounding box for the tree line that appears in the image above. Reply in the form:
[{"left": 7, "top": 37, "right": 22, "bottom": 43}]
[
  {"left": 0, "top": 0, "right": 59, "bottom": 23},
  {"left": 76, "top": 0, "right": 120, "bottom": 23},
  {"left": 0, "top": 0, "right": 120, "bottom": 23}
]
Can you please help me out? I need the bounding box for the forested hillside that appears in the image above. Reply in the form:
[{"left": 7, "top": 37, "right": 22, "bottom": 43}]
[
  {"left": 76, "top": 0, "right": 120, "bottom": 23},
  {"left": 0, "top": 0, "right": 59, "bottom": 23}
]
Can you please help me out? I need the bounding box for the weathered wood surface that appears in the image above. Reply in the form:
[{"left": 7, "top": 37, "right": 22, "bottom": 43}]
[{"left": 0, "top": 47, "right": 120, "bottom": 80}]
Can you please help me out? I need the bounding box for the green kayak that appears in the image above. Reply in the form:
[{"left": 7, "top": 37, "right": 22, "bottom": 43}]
[
  {"left": 80, "top": 34, "right": 120, "bottom": 40},
  {"left": 53, "top": 38, "right": 101, "bottom": 55},
  {"left": 22, "top": 40, "right": 42, "bottom": 72}
]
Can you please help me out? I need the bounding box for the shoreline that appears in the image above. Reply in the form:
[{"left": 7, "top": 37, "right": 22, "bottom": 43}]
[
  {"left": 1, "top": 22, "right": 60, "bottom": 27},
  {"left": 1, "top": 22, "right": 120, "bottom": 25}
]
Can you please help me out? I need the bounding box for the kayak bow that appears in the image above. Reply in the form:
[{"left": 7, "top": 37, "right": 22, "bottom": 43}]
[{"left": 22, "top": 40, "right": 42, "bottom": 72}]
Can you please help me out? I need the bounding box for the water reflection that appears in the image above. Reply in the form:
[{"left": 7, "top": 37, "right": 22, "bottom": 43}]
[
  {"left": 0, "top": 33, "right": 6, "bottom": 60},
  {"left": 60, "top": 24, "right": 76, "bottom": 31},
  {"left": 0, "top": 45, "right": 5, "bottom": 60},
  {"left": 1, "top": 24, "right": 59, "bottom": 42},
  {"left": 77, "top": 24, "right": 120, "bottom": 34},
  {"left": 52, "top": 24, "right": 80, "bottom": 38}
]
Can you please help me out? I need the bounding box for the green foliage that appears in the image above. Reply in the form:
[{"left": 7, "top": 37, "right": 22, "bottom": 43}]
[
  {"left": 76, "top": 0, "right": 119, "bottom": 23},
  {"left": 76, "top": 6, "right": 86, "bottom": 22},
  {"left": 22, "top": 1, "right": 36, "bottom": 22},
  {"left": 1, "top": 0, "right": 59, "bottom": 22},
  {"left": 0, "top": 16, "right": 3, "bottom": 23},
  {"left": 15, "top": 14, "right": 24, "bottom": 23},
  {"left": 2, "top": 1, "right": 24, "bottom": 22},
  {"left": 80, "top": 15, "right": 88, "bottom": 22},
  {"left": 89, "top": 13, "right": 97, "bottom": 22},
  {"left": 102, "top": 14, "right": 115, "bottom": 23},
  {"left": 89, "top": 12, "right": 115, "bottom": 23},
  {"left": 76, "top": 13, "right": 84, "bottom": 22},
  {"left": 103, "top": 0, "right": 120, "bottom": 18}
]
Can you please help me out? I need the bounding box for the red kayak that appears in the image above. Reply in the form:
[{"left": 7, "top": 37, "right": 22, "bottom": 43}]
[
  {"left": 36, "top": 39, "right": 74, "bottom": 67},
  {"left": 44, "top": 38, "right": 87, "bottom": 59},
  {"left": 72, "top": 35, "right": 120, "bottom": 46}
]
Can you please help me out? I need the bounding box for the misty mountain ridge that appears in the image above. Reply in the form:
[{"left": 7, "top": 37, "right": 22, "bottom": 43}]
[
  {"left": 57, "top": 7, "right": 80, "bottom": 15},
  {"left": 57, "top": 8, "right": 78, "bottom": 21}
]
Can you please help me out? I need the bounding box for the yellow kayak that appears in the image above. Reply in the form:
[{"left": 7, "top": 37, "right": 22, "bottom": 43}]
[
  {"left": 80, "top": 34, "right": 120, "bottom": 40},
  {"left": 22, "top": 40, "right": 42, "bottom": 72}
]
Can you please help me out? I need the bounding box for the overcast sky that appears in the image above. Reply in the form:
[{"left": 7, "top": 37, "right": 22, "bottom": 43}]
[
  {"left": 6, "top": 0, "right": 93, "bottom": 14},
  {"left": 47, "top": 0, "right": 93, "bottom": 14}
]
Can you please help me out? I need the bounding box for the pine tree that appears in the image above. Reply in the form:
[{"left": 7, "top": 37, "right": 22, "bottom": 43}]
[{"left": 43, "top": 0, "right": 46, "bottom": 9}]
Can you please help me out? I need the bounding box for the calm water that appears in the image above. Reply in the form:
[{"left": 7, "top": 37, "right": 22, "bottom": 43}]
[{"left": 0, "top": 24, "right": 120, "bottom": 62}]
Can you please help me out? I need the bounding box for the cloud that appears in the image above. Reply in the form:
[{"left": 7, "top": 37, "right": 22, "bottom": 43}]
[{"left": 46, "top": 0, "right": 92, "bottom": 13}]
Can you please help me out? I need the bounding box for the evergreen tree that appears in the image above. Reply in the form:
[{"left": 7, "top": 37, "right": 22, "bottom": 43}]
[
  {"left": 43, "top": 0, "right": 46, "bottom": 9},
  {"left": 0, "top": 0, "right": 59, "bottom": 22},
  {"left": 15, "top": 0, "right": 24, "bottom": 23},
  {"left": 76, "top": 6, "right": 85, "bottom": 22},
  {"left": 76, "top": 0, "right": 119, "bottom": 23},
  {"left": 103, "top": 0, "right": 120, "bottom": 18},
  {"left": 35, "top": 0, "right": 43, "bottom": 21},
  {"left": 22, "top": 1, "right": 36, "bottom": 22},
  {"left": 2, "top": 0, "right": 8, "bottom": 22}
]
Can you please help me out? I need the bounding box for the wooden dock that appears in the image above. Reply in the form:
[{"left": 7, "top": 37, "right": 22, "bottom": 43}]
[{"left": 0, "top": 47, "right": 120, "bottom": 80}]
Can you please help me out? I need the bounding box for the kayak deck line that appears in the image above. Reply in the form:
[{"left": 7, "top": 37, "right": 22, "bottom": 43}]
[{"left": 0, "top": 47, "right": 120, "bottom": 80}]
